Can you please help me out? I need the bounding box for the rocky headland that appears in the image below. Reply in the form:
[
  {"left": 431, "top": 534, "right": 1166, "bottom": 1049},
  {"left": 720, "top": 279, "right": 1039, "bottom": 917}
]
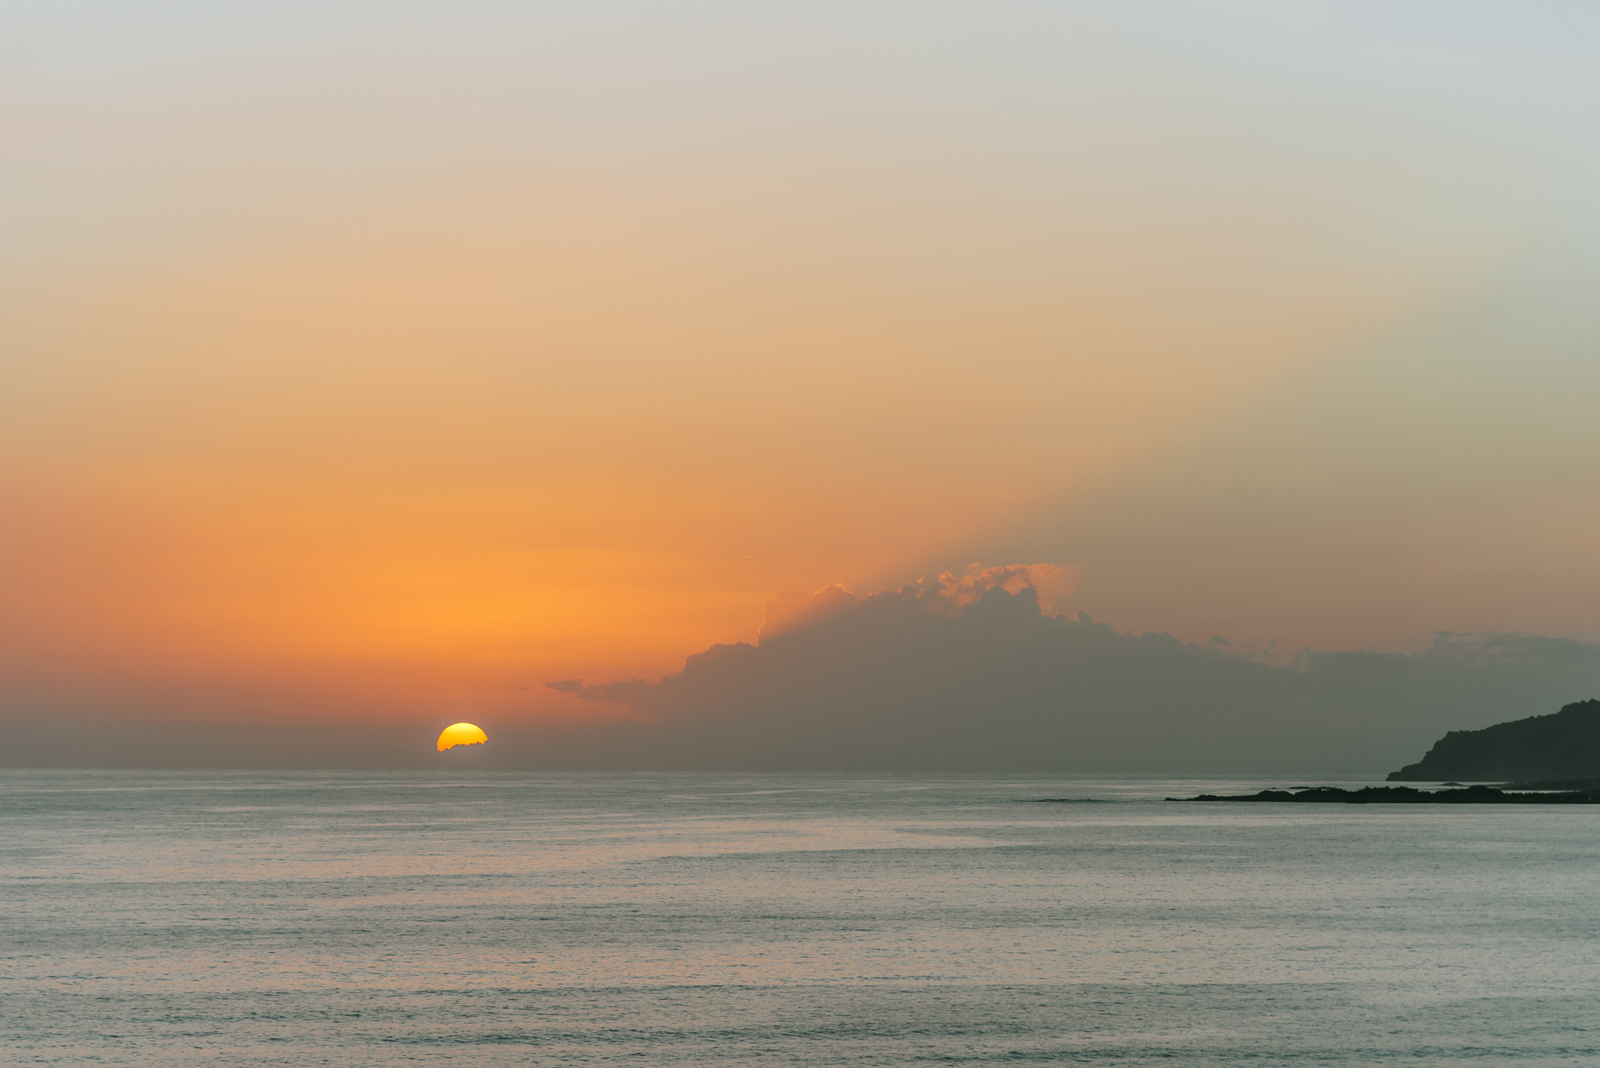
[{"left": 1387, "top": 698, "right": 1600, "bottom": 782}]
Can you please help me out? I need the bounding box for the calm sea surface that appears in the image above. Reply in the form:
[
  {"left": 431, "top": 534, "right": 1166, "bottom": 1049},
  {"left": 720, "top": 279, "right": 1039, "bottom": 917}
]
[{"left": 3, "top": 771, "right": 1598, "bottom": 1066}]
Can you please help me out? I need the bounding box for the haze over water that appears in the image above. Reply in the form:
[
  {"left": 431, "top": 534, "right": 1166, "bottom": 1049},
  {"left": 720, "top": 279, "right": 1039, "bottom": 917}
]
[{"left": 6, "top": 771, "right": 1597, "bottom": 1065}]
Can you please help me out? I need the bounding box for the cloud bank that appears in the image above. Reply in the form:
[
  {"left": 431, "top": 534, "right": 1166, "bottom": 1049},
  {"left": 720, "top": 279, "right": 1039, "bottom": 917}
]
[{"left": 547, "top": 567, "right": 1600, "bottom": 773}]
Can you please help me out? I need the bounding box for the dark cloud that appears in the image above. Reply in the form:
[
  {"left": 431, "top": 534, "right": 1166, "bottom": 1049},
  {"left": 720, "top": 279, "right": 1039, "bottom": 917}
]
[{"left": 544, "top": 581, "right": 1600, "bottom": 773}]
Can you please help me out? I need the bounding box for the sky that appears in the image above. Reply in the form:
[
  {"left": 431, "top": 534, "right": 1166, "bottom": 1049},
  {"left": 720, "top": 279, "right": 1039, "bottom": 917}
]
[{"left": 5, "top": 1, "right": 1600, "bottom": 765}]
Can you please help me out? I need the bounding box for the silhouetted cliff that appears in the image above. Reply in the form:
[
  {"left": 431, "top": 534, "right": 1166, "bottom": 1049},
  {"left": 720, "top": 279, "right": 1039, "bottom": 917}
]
[{"left": 1387, "top": 699, "right": 1600, "bottom": 781}]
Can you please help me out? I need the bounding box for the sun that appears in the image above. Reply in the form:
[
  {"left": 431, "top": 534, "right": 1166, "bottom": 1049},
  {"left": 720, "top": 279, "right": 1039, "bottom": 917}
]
[{"left": 436, "top": 722, "right": 488, "bottom": 752}]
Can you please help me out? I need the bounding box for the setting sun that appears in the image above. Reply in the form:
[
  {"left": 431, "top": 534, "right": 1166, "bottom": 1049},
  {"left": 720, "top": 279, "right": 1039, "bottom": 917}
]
[{"left": 435, "top": 722, "right": 487, "bottom": 752}]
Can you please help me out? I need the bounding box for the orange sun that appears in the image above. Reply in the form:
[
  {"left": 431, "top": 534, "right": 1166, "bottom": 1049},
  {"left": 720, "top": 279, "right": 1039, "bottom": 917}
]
[{"left": 436, "top": 722, "right": 488, "bottom": 751}]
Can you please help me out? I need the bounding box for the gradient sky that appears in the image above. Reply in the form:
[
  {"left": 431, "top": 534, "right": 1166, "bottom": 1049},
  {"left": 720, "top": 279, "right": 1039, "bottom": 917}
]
[{"left": 5, "top": 1, "right": 1600, "bottom": 738}]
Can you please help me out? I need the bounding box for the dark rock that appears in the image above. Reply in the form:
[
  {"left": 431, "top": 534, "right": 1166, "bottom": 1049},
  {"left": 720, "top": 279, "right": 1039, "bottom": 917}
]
[
  {"left": 1499, "top": 778, "right": 1600, "bottom": 792},
  {"left": 1022, "top": 798, "right": 1109, "bottom": 803},
  {"left": 1177, "top": 784, "right": 1600, "bottom": 804},
  {"left": 1387, "top": 699, "right": 1600, "bottom": 782}
]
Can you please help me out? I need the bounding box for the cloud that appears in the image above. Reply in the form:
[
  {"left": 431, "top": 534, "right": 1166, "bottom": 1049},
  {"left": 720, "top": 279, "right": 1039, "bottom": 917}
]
[
  {"left": 934, "top": 562, "right": 1079, "bottom": 614},
  {"left": 543, "top": 569, "right": 1600, "bottom": 773},
  {"left": 544, "top": 675, "right": 658, "bottom": 707},
  {"left": 754, "top": 564, "right": 1077, "bottom": 645}
]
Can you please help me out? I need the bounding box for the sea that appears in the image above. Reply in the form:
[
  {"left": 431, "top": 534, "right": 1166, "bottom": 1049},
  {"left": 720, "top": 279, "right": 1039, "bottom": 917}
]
[{"left": 3, "top": 771, "right": 1598, "bottom": 1066}]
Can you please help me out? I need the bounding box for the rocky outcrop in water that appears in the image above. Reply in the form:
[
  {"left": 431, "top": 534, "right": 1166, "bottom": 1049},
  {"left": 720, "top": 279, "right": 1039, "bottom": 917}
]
[{"left": 1179, "top": 784, "right": 1600, "bottom": 804}]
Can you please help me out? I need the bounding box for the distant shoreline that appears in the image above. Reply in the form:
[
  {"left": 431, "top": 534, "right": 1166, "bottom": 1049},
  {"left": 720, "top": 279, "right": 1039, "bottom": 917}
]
[{"left": 1174, "top": 784, "right": 1600, "bottom": 805}]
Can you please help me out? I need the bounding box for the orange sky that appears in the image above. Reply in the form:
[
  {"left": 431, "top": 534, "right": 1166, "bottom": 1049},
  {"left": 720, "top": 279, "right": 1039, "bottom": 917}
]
[{"left": 5, "top": 1, "right": 1600, "bottom": 729}]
